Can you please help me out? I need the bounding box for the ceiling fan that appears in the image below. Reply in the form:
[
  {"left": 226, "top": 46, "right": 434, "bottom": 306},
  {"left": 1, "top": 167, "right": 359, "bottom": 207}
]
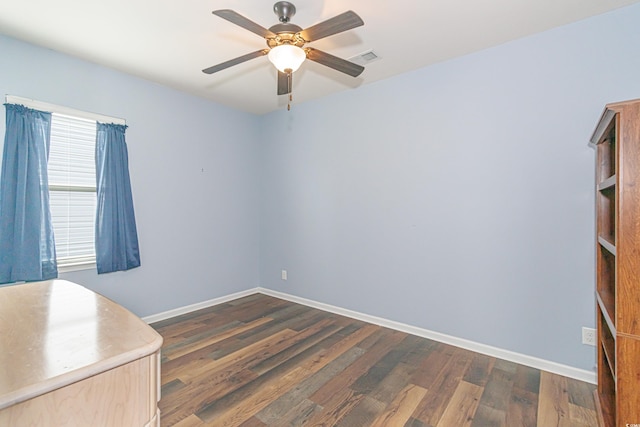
[{"left": 202, "top": 2, "right": 365, "bottom": 98}]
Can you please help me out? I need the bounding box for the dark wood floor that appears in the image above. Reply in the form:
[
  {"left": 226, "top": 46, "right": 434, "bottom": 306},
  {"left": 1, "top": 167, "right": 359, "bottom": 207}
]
[{"left": 151, "top": 294, "right": 597, "bottom": 427}]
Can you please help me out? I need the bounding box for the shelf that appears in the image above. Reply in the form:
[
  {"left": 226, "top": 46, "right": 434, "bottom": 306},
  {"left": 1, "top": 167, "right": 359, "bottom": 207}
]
[
  {"left": 598, "top": 175, "right": 616, "bottom": 191},
  {"left": 597, "top": 292, "right": 616, "bottom": 337},
  {"left": 597, "top": 189, "right": 616, "bottom": 245},
  {"left": 597, "top": 245, "right": 616, "bottom": 324},
  {"left": 598, "top": 235, "right": 616, "bottom": 256},
  {"left": 599, "top": 309, "right": 616, "bottom": 378}
]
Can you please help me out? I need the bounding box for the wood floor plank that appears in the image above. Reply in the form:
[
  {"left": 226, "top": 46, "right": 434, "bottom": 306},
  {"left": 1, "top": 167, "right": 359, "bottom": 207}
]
[
  {"left": 303, "top": 385, "right": 367, "bottom": 426},
  {"left": 238, "top": 416, "right": 268, "bottom": 427},
  {"left": 476, "top": 364, "right": 516, "bottom": 413},
  {"left": 220, "top": 297, "right": 289, "bottom": 323},
  {"left": 197, "top": 366, "right": 310, "bottom": 424},
  {"left": 152, "top": 294, "right": 597, "bottom": 427},
  {"left": 370, "top": 384, "right": 428, "bottom": 427},
  {"left": 171, "top": 414, "right": 205, "bottom": 427},
  {"left": 568, "top": 403, "right": 598, "bottom": 426},
  {"left": 509, "top": 370, "right": 540, "bottom": 425},
  {"left": 162, "top": 327, "right": 294, "bottom": 387},
  {"left": 160, "top": 367, "right": 259, "bottom": 426},
  {"left": 537, "top": 371, "right": 572, "bottom": 427},
  {"left": 309, "top": 329, "right": 407, "bottom": 405},
  {"left": 162, "top": 321, "right": 246, "bottom": 351},
  {"left": 403, "top": 417, "right": 430, "bottom": 427},
  {"left": 156, "top": 320, "right": 210, "bottom": 342},
  {"left": 161, "top": 322, "right": 330, "bottom": 424},
  {"left": 296, "top": 323, "right": 380, "bottom": 377},
  {"left": 566, "top": 378, "right": 596, "bottom": 410},
  {"left": 463, "top": 353, "right": 496, "bottom": 387},
  {"left": 179, "top": 327, "right": 299, "bottom": 383},
  {"left": 152, "top": 303, "right": 232, "bottom": 329},
  {"left": 471, "top": 404, "right": 507, "bottom": 427},
  {"left": 166, "top": 317, "right": 274, "bottom": 360},
  {"left": 410, "top": 343, "right": 458, "bottom": 389},
  {"left": 334, "top": 396, "right": 387, "bottom": 427},
  {"left": 227, "top": 294, "right": 264, "bottom": 306},
  {"left": 161, "top": 378, "right": 186, "bottom": 397},
  {"left": 369, "top": 361, "right": 417, "bottom": 404},
  {"left": 351, "top": 334, "right": 424, "bottom": 395},
  {"left": 411, "top": 347, "right": 474, "bottom": 425},
  {"left": 250, "top": 321, "right": 344, "bottom": 376},
  {"left": 162, "top": 328, "right": 246, "bottom": 373},
  {"left": 234, "top": 306, "right": 321, "bottom": 342},
  {"left": 513, "top": 364, "right": 541, "bottom": 395},
  {"left": 435, "top": 381, "right": 483, "bottom": 427},
  {"left": 206, "top": 337, "right": 245, "bottom": 360},
  {"left": 254, "top": 346, "right": 365, "bottom": 424},
  {"left": 505, "top": 387, "right": 538, "bottom": 427},
  {"left": 183, "top": 326, "right": 373, "bottom": 425},
  {"left": 274, "top": 398, "right": 323, "bottom": 426}
]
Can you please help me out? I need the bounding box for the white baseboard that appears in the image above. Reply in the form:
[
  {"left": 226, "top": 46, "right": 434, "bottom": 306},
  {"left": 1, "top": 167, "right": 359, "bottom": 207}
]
[
  {"left": 143, "top": 286, "right": 596, "bottom": 384},
  {"left": 142, "top": 288, "right": 260, "bottom": 324},
  {"left": 257, "top": 288, "right": 596, "bottom": 384}
]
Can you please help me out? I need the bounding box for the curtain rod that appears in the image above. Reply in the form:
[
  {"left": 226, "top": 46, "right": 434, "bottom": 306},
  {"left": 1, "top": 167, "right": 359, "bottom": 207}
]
[{"left": 5, "top": 95, "right": 126, "bottom": 126}]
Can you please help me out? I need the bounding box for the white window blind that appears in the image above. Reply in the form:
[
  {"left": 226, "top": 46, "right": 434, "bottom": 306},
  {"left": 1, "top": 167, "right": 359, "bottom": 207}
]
[{"left": 48, "top": 114, "right": 97, "bottom": 268}]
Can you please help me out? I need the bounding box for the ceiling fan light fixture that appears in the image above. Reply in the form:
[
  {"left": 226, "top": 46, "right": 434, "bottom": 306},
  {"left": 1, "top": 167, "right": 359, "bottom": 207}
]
[{"left": 268, "top": 44, "right": 306, "bottom": 73}]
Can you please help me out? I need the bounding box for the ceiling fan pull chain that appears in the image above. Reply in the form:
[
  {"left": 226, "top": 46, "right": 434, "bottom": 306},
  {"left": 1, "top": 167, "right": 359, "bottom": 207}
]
[{"left": 287, "top": 71, "right": 293, "bottom": 111}]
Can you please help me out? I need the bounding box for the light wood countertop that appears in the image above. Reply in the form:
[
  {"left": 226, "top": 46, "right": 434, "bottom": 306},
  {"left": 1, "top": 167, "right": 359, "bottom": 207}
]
[{"left": 0, "top": 279, "right": 163, "bottom": 410}]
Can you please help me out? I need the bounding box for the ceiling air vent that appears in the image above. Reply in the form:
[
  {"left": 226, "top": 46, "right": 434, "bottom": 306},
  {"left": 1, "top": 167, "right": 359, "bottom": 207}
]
[{"left": 348, "top": 50, "right": 381, "bottom": 66}]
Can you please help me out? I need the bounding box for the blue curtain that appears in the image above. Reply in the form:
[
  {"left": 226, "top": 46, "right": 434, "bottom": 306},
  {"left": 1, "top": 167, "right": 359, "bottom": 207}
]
[
  {"left": 0, "top": 104, "right": 57, "bottom": 284},
  {"left": 95, "top": 122, "right": 140, "bottom": 274}
]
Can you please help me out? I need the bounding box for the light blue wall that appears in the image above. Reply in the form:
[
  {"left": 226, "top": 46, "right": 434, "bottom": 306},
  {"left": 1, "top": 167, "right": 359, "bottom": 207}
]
[
  {"left": 258, "top": 4, "right": 640, "bottom": 371},
  {"left": 2, "top": 4, "right": 640, "bottom": 371},
  {"left": 0, "top": 35, "right": 261, "bottom": 317}
]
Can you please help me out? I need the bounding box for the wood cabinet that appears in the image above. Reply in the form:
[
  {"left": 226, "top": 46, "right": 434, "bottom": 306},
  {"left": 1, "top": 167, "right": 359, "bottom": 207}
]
[
  {"left": 0, "top": 280, "right": 163, "bottom": 426},
  {"left": 591, "top": 99, "right": 640, "bottom": 427}
]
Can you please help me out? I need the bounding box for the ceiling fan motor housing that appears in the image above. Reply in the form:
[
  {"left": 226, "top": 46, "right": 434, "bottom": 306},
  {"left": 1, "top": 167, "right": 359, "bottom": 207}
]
[{"left": 267, "top": 23, "right": 305, "bottom": 48}]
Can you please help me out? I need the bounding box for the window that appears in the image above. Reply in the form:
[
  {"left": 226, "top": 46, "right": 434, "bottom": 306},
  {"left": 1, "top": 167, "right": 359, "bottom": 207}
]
[
  {"left": 4, "top": 95, "right": 126, "bottom": 272},
  {"left": 48, "top": 114, "right": 97, "bottom": 269}
]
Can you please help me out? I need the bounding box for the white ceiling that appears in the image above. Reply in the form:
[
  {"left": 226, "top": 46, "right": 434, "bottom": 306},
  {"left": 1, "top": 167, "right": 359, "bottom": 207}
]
[{"left": 1, "top": 0, "right": 638, "bottom": 115}]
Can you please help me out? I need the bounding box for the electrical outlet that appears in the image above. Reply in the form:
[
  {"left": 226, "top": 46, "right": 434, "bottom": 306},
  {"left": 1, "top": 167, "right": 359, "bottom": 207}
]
[
  {"left": 582, "top": 327, "right": 596, "bottom": 346},
  {"left": 281, "top": 269, "right": 287, "bottom": 281}
]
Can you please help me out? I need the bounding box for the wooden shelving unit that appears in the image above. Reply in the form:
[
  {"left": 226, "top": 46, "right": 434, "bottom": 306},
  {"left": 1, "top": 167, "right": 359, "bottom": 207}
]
[{"left": 591, "top": 99, "right": 640, "bottom": 427}]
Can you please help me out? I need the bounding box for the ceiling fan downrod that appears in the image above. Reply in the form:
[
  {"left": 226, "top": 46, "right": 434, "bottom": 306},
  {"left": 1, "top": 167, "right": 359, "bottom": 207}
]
[{"left": 273, "top": 1, "right": 296, "bottom": 23}]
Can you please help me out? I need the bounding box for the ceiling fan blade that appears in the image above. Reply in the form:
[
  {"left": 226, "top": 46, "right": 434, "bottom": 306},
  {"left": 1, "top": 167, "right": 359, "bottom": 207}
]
[
  {"left": 212, "top": 9, "right": 276, "bottom": 39},
  {"left": 298, "top": 11, "right": 364, "bottom": 42},
  {"left": 202, "top": 49, "right": 268, "bottom": 74},
  {"left": 277, "top": 71, "right": 292, "bottom": 95},
  {"left": 305, "top": 48, "right": 364, "bottom": 77}
]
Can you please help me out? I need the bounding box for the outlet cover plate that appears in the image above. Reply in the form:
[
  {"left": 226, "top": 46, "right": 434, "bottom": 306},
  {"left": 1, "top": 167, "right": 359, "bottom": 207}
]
[{"left": 582, "top": 327, "right": 596, "bottom": 346}]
